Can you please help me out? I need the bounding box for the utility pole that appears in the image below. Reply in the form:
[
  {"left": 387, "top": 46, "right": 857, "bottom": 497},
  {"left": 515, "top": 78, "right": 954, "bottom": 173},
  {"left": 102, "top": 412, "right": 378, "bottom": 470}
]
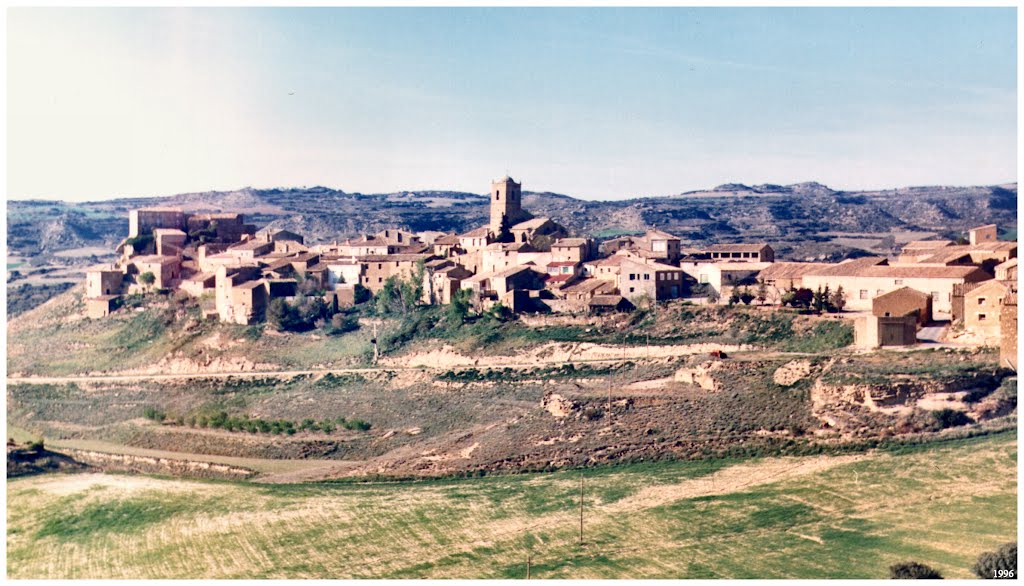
[
  {"left": 526, "top": 554, "right": 531, "bottom": 579},
  {"left": 371, "top": 320, "right": 380, "bottom": 365},
  {"left": 579, "top": 470, "right": 585, "bottom": 545}
]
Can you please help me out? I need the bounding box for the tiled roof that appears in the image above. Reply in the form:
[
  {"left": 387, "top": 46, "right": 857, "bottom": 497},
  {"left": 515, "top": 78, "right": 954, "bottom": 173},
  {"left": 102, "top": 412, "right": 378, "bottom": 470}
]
[
  {"left": 757, "top": 262, "right": 831, "bottom": 280},
  {"left": 704, "top": 243, "right": 772, "bottom": 253},
  {"left": 553, "top": 238, "right": 590, "bottom": 247}
]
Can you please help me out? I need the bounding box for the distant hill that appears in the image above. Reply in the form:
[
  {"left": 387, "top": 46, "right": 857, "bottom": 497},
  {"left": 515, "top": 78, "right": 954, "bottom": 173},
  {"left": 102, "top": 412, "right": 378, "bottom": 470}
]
[{"left": 7, "top": 181, "right": 1017, "bottom": 265}]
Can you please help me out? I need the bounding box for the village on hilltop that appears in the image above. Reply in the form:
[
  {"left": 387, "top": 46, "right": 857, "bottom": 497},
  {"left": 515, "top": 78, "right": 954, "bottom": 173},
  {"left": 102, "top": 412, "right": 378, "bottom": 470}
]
[{"left": 85, "top": 175, "right": 1017, "bottom": 366}]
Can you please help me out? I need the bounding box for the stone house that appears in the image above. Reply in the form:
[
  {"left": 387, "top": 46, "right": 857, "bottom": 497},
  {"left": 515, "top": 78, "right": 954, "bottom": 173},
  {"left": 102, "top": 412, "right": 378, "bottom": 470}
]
[
  {"left": 130, "top": 255, "right": 182, "bottom": 289},
  {"left": 85, "top": 295, "right": 120, "bottom": 319},
  {"left": 228, "top": 239, "right": 275, "bottom": 261},
  {"left": 702, "top": 243, "right": 775, "bottom": 263},
  {"left": 255, "top": 227, "right": 305, "bottom": 244},
  {"left": 963, "top": 280, "right": 1014, "bottom": 343},
  {"left": 357, "top": 253, "right": 431, "bottom": 293},
  {"left": 153, "top": 228, "right": 187, "bottom": 256},
  {"left": 801, "top": 261, "right": 990, "bottom": 318},
  {"left": 86, "top": 265, "right": 123, "bottom": 297},
  {"left": 459, "top": 227, "right": 491, "bottom": 253},
  {"left": 432, "top": 234, "right": 462, "bottom": 257},
  {"left": 969, "top": 224, "right": 998, "bottom": 245},
  {"left": 995, "top": 258, "right": 1018, "bottom": 281},
  {"left": 551, "top": 238, "right": 594, "bottom": 263},
  {"left": 688, "top": 261, "right": 770, "bottom": 301},
  {"left": 589, "top": 295, "right": 634, "bottom": 314},
  {"left": 1001, "top": 293, "right": 1017, "bottom": 370},
  {"left": 872, "top": 287, "right": 932, "bottom": 326},
  {"left": 129, "top": 207, "right": 185, "bottom": 238},
  {"left": 854, "top": 315, "right": 918, "bottom": 349},
  {"left": 617, "top": 258, "right": 685, "bottom": 302}
]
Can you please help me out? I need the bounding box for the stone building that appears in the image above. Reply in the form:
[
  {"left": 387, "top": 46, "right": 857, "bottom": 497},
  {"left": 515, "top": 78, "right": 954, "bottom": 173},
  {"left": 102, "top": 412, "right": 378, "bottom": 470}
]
[
  {"left": 129, "top": 255, "right": 182, "bottom": 289},
  {"left": 963, "top": 280, "right": 1014, "bottom": 344},
  {"left": 489, "top": 176, "right": 530, "bottom": 239},
  {"left": 129, "top": 207, "right": 185, "bottom": 238},
  {"left": 85, "top": 295, "right": 120, "bottom": 319},
  {"left": 801, "top": 261, "right": 990, "bottom": 318},
  {"left": 86, "top": 265, "right": 123, "bottom": 297},
  {"left": 969, "top": 224, "right": 998, "bottom": 245},
  {"left": 702, "top": 243, "right": 775, "bottom": 263},
  {"left": 1001, "top": 292, "right": 1017, "bottom": 370},
  {"left": 551, "top": 238, "right": 594, "bottom": 263},
  {"left": 854, "top": 315, "right": 918, "bottom": 349},
  {"left": 872, "top": 287, "right": 932, "bottom": 326},
  {"left": 617, "top": 258, "right": 685, "bottom": 302},
  {"left": 154, "top": 228, "right": 187, "bottom": 256}
]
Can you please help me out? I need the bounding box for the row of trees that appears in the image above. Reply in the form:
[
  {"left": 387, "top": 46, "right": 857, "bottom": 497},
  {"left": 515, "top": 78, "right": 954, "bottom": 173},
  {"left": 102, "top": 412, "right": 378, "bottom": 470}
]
[{"left": 726, "top": 282, "right": 847, "bottom": 314}]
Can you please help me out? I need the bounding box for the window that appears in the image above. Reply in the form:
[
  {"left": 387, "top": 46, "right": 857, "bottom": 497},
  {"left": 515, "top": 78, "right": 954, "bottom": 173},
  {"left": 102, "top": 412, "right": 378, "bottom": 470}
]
[
  {"left": 629, "top": 287, "right": 635, "bottom": 293},
  {"left": 644, "top": 274, "right": 650, "bottom": 280},
  {"left": 978, "top": 297, "right": 986, "bottom": 305},
  {"left": 894, "top": 279, "right": 903, "bottom": 285},
  {"left": 859, "top": 290, "right": 868, "bottom": 299},
  {"left": 978, "top": 313, "right": 987, "bottom": 321},
  {"left": 629, "top": 274, "right": 636, "bottom": 281}
]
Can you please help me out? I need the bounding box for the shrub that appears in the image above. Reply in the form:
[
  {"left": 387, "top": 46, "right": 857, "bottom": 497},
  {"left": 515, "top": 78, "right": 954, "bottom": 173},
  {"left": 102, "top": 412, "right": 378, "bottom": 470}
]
[
  {"left": 889, "top": 561, "right": 943, "bottom": 579},
  {"left": 143, "top": 406, "right": 166, "bottom": 422},
  {"left": 973, "top": 542, "right": 1016, "bottom": 579},
  {"left": 932, "top": 408, "right": 972, "bottom": 429},
  {"left": 27, "top": 439, "right": 45, "bottom": 452}
]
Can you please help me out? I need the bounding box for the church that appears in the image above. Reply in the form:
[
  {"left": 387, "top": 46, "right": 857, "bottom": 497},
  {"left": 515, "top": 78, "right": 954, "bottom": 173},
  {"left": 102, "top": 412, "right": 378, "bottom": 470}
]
[{"left": 485, "top": 176, "right": 566, "bottom": 246}]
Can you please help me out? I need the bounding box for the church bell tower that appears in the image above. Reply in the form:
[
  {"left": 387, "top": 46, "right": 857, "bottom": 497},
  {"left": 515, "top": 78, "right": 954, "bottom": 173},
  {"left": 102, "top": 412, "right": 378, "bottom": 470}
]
[{"left": 490, "top": 175, "right": 522, "bottom": 239}]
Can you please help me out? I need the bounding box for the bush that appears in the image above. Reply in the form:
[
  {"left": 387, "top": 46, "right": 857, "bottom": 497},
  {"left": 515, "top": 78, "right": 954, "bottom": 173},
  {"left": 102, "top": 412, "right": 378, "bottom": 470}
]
[
  {"left": 889, "top": 561, "right": 943, "bottom": 579},
  {"left": 27, "top": 439, "right": 45, "bottom": 452},
  {"left": 143, "top": 406, "right": 167, "bottom": 422},
  {"left": 973, "top": 542, "right": 1016, "bottom": 579},
  {"left": 932, "top": 408, "right": 972, "bottom": 429}
]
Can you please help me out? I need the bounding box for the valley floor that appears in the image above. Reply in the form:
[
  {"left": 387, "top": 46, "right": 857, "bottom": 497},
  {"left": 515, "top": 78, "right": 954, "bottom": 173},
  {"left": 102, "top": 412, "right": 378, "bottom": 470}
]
[{"left": 6, "top": 431, "right": 1016, "bottom": 579}]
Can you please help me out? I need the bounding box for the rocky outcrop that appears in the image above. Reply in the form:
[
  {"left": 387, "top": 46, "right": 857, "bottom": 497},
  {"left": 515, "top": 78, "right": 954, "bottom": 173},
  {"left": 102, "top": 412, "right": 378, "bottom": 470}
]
[
  {"left": 541, "top": 392, "right": 578, "bottom": 418},
  {"left": 63, "top": 449, "right": 255, "bottom": 480},
  {"left": 674, "top": 360, "right": 724, "bottom": 391}
]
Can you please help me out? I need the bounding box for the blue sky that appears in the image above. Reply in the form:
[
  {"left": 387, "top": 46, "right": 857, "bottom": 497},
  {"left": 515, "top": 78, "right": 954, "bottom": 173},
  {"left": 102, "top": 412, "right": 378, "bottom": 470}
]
[{"left": 6, "top": 7, "right": 1017, "bottom": 201}]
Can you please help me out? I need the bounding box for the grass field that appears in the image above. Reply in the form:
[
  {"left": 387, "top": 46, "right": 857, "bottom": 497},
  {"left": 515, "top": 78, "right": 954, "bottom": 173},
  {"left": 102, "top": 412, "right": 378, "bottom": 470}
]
[{"left": 7, "top": 431, "right": 1016, "bottom": 579}]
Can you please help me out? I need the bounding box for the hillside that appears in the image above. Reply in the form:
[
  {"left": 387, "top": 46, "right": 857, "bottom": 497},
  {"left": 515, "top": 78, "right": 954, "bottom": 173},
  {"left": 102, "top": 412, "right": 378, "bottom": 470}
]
[
  {"left": 6, "top": 432, "right": 1017, "bottom": 578},
  {"left": 7, "top": 181, "right": 1016, "bottom": 261}
]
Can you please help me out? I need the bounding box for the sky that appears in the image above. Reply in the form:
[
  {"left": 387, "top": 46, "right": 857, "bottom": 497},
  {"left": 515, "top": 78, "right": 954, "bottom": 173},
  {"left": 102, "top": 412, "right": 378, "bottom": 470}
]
[{"left": 6, "top": 7, "right": 1018, "bottom": 201}]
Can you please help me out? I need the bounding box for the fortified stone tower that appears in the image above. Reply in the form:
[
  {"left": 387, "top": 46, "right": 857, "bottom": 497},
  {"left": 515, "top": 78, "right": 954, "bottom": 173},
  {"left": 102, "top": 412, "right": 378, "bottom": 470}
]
[{"left": 489, "top": 176, "right": 524, "bottom": 239}]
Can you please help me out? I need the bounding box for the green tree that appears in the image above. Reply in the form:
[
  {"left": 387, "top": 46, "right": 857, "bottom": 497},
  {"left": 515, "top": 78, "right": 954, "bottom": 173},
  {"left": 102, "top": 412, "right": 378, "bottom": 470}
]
[
  {"left": 266, "top": 298, "right": 296, "bottom": 331},
  {"left": 829, "top": 285, "right": 847, "bottom": 312},
  {"left": 353, "top": 284, "right": 371, "bottom": 304},
  {"left": 755, "top": 281, "right": 769, "bottom": 305},
  {"left": 738, "top": 287, "right": 755, "bottom": 305},
  {"left": 138, "top": 272, "right": 156, "bottom": 288},
  {"left": 973, "top": 542, "right": 1016, "bottom": 579},
  {"left": 446, "top": 288, "right": 473, "bottom": 324}
]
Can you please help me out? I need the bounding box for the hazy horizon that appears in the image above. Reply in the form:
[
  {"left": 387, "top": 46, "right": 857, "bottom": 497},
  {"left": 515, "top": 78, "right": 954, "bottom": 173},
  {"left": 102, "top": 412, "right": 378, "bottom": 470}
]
[{"left": 8, "top": 7, "right": 1018, "bottom": 202}]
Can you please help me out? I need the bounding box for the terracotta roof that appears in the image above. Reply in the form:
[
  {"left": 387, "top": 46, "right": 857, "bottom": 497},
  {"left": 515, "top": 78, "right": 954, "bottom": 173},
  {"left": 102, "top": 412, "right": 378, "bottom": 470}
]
[
  {"left": 590, "top": 294, "right": 626, "bottom": 306},
  {"left": 231, "top": 239, "right": 273, "bottom": 251},
  {"left": 757, "top": 262, "right": 831, "bottom": 280},
  {"left": 553, "top": 238, "right": 590, "bottom": 247},
  {"left": 704, "top": 243, "right": 772, "bottom": 253},
  {"left": 644, "top": 229, "right": 680, "bottom": 240},
  {"left": 901, "top": 240, "right": 953, "bottom": 250},
  {"left": 562, "top": 278, "right": 611, "bottom": 294},
  {"left": 236, "top": 281, "right": 265, "bottom": 290},
  {"left": 873, "top": 286, "right": 930, "bottom": 302},
  {"left": 810, "top": 263, "right": 990, "bottom": 280},
  {"left": 547, "top": 261, "right": 578, "bottom": 267},
  {"left": 492, "top": 264, "right": 541, "bottom": 279},
  {"left": 546, "top": 274, "right": 574, "bottom": 283},
  {"left": 434, "top": 234, "right": 461, "bottom": 245},
  {"left": 460, "top": 227, "right": 490, "bottom": 238},
  {"left": 357, "top": 253, "right": 432, "bottom": 262},
  {"left": 806, "top": 256, "right": 888, "bottom": 276},
  {"left": 511, "top": 217, "right": 550, "bottom": 230}
]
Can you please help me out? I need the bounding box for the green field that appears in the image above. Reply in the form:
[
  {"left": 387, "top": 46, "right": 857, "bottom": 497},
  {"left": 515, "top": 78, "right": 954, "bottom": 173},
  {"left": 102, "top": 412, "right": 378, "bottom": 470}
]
[{"left": 7, "top": 431, "right": 1016, "bottom": 579}]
